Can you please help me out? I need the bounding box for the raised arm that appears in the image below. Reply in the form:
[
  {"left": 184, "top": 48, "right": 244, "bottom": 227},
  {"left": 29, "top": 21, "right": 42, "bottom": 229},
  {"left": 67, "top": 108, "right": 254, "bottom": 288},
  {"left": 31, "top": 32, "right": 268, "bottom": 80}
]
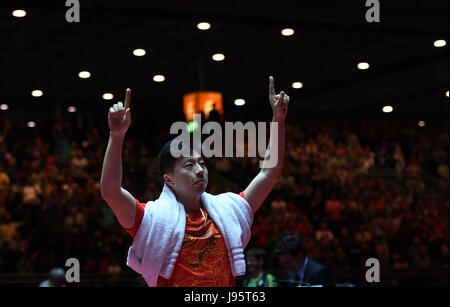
[
  {"left": 100, "top": 88, "right": 137, "bottom": 229},
  {"left": 244, "top": 76, "right": 289, "bottom": 213}
]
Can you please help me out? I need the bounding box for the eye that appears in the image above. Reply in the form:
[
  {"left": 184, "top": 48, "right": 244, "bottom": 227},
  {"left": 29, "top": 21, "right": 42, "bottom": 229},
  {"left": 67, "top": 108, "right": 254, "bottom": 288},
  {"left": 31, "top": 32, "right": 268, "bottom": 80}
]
[{"left": 184, "top": 163, "right": 193, "bottom": 168}]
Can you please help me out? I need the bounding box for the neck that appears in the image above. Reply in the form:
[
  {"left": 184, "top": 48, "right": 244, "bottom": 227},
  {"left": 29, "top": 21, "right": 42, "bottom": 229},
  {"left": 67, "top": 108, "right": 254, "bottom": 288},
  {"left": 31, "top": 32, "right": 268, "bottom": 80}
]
[{"left": 177, "top": 193, "right": 202, "bottom": 212}]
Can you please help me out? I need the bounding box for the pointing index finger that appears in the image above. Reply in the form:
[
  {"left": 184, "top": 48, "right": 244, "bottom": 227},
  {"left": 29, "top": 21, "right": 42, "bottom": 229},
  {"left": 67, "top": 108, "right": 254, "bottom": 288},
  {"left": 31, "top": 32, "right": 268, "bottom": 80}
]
[
  {"left": 269, "top": 76, "right": 275, "bottom": 96},
  {"left": 125, "top": 88, "right": 131, "bottom": 110}
]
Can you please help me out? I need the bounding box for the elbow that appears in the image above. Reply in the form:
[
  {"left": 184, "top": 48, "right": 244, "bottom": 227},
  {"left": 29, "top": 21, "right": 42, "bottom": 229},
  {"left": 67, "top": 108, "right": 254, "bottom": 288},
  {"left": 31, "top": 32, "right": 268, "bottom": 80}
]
[
  {"left": 99, "top": 182, "right": 115, "bottom": 201},
  {"left": 261, "top": 170, "right": 281, "bottom": 187},
  {"left": 100, "top": 187, "right": 109, "bottom": 201},
  {"left": 99, "top": 181, "right": 106, "bottom": 198},
  {"left": 273, "top": 170, "right": 283, "bottom": 182},
  {"left": 272, "top": 175, "right": 282, "bottom": 187}
]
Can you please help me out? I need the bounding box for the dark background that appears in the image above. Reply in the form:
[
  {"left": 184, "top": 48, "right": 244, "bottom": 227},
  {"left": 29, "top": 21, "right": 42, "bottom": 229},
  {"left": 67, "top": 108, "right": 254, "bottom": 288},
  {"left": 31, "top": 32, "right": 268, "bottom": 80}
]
[
  {"left": 1, "top": 0, "right": 448, "bottom": 128},
  {"left": 0, "top": 0, "right": 448, "bottom": 287}
]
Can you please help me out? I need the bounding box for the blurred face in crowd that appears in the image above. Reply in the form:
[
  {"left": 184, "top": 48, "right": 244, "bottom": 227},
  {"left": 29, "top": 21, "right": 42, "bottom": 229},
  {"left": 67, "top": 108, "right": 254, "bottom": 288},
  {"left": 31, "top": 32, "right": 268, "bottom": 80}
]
[
  {"left": 277, "top": 252, "right": 304, "bottom": 273},
  {"left": 164, "top": 150, "right": 208, "bottom": 198},
  {"left": 246, "top": 255, "right": 264, "bottom": 275}
]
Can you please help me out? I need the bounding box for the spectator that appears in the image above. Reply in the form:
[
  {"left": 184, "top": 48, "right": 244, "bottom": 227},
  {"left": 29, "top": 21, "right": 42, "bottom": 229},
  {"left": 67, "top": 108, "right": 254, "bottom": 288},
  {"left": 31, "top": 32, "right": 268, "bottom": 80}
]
[
  {"left": 0, "top": 111, "right": 447, "bottom": 287},
  {"left": 315, "top": 222, "right": 335, "bottom": 243},
  {"left": 0, "top": 166, "right": 10, "bottom": 204},
  {"left": 39, "top": 268, "right": 67, "bottom": 287},
  {"left": 242, "top": 248, "right": 278, "bottom": 287},
  {"left": 274, "top": 235, "right": 335, "bottom": 287},
  {"left": 324, "top": 192, "right": 342, "bottom": 234},
  {"left": 21, "top": 176, "right": 42, "bottom": 206}
]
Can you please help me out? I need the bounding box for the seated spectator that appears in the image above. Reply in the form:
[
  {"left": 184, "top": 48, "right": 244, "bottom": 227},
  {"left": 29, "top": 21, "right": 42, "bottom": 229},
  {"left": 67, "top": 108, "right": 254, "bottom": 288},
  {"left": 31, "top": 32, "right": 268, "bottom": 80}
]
[
  {"left": 39, "top": 267, "right": 66, "bottom": 287},
  {"left": 274, "top": 235, "right": 335, "bottom": 287},
  {"left": 0, "top": 166, "right": 10, "bottom": 204},
  {"left": 315, "top": 222, "right": 335, "bottom": 243},
  {"left": 242, "top": 248, "right": 277, "bottom": 287},
  {"left": 21, "top": 176, "right": 41, "bottom": 206}
]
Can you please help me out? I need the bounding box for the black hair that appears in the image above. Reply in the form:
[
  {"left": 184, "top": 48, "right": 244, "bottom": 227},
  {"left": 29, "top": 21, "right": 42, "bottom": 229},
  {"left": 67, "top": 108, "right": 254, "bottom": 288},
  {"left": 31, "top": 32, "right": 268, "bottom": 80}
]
[
  {"left": 157, "top": 140, "right": 177, "bottom": 176},
  {"left": 246, "top": 247, "right": 267, "bottom": 261},
  {"left": 273, "top": 235, "right": 306, "bottom": 257},
  {"left": 156, "top": 135, "right": 199, "bottom": 176}
]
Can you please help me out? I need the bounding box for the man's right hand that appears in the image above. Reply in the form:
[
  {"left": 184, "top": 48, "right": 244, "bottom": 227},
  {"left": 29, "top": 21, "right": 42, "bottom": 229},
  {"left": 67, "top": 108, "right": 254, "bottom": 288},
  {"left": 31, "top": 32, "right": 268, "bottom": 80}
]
[{"left": 108, "top": 88, "right": 132, "bottom": 137}]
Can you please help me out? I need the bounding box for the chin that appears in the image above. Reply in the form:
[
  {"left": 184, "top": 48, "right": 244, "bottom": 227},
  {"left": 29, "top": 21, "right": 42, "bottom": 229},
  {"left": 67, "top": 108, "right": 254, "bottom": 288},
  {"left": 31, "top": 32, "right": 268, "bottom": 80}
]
[
  {"left": 191, "top": 184, "right": 206, "bottom": 194},
  {"left": 199, "top": 183, "right": 207, "bottom": 192}
]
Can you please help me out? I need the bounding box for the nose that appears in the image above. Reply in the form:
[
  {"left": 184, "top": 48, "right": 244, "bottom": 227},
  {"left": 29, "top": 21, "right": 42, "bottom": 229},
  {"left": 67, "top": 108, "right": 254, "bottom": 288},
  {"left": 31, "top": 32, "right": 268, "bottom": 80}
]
[{"left": 195, "top": 164, "right": 204, "bottom": 177}]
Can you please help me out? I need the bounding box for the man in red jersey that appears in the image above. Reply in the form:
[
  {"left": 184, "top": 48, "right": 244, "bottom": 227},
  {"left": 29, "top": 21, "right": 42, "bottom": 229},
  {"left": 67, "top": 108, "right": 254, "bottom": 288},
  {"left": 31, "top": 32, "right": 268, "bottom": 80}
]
[{"left": 100, "top": 76, "right": 289, "bottom": 286}]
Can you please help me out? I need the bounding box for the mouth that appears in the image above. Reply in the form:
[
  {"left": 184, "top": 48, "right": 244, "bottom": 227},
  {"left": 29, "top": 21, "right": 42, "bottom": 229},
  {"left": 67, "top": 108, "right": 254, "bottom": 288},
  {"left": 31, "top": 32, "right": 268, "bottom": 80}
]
[{"left": 194, "top": 179, "right": 206, "bottom": 184}]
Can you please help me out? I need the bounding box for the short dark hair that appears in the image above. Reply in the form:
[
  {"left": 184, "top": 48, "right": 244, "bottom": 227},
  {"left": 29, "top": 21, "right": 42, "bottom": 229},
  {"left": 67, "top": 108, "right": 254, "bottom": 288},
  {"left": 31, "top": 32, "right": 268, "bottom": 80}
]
[
  {"left": 246, "top": 247, "right": 267, "bottom": 260},
  {"left": 157, "top": 140, "right": 177, "bottom": 176},
  {"left": 156, "top": 135, "right": 199, "bottom": 176},
  {"left": 273, "top": 235, "right": 306, "bottom": 257}
]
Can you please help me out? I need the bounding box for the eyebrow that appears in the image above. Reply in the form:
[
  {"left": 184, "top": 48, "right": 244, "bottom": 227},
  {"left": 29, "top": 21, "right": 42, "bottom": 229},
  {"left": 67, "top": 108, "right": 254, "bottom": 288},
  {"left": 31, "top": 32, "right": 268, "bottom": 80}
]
[{"left": 182, "top": 157, "right": 204, "bottom": 164}]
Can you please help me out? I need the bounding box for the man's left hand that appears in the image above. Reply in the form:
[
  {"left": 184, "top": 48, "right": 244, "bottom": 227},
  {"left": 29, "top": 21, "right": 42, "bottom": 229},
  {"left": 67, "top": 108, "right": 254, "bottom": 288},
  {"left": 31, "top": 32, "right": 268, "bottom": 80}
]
[{"left": 269, "top": 76, "right": 290, "bottom": 122}]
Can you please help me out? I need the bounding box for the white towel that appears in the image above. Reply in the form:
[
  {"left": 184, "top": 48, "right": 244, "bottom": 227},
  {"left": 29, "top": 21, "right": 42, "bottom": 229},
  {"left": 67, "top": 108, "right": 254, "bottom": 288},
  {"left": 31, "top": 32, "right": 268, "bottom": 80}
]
[{"left": 126, "top": 183, "right": 253, "bottom": 287}]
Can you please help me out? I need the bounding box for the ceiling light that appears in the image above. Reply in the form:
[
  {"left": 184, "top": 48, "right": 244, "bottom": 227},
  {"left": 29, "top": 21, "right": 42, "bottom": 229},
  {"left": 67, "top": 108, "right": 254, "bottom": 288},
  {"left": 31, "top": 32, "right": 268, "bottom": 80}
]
[
  {"left": 234, "top": 99, "right": 245, "bottom": 106},
  {"left": 79, "top": 71, "right": 91, "bottom": 79},
  {"left": 292, "top": 82, "right": 303, "bottom": 89},
  {"left": 281, "top": 28, "right": 294, "bottom": 36},
  {"left": 67, "top": 106, "right": 77, "bottom": 113},
  {"left": 212, "top": 53, "right": 225, "bottom": 61},
  {"left": 418, "top": 121, "right": 425, "bottom": 127},
  {"left": 133, "top": 49, "right": 146, "bottom": 56},
  {"left": 434, "top": 40, "right": 446, "bottom": 48},
  {"left": 102, "top": 93, "right": 114, "bottom": 100},
  {"left": 357, "top": 62, "right": 370, "bottom": 70},
  {"left": 197, "top": 22, "right": 211, "bottom": 30},
  {"left": 12, "top": 10, "right": 26, "bottom": 17},
  {"left": 27, "top": 121, "right": 36, "bottom": 128},
  {"left": 31, "top": 90, "right": 43, "bottom": 97},
  {"left": 382, "top": 106, "right": 393, "bottom": 113},
  {"left": 0, "top": 104, "right": 9, "bottom": 110},
  {"left": 446, "top": 91, "right": 449, "bottom": 98},
  {"left": 153, "top": 75, "right": 165, "bottom": 82}
]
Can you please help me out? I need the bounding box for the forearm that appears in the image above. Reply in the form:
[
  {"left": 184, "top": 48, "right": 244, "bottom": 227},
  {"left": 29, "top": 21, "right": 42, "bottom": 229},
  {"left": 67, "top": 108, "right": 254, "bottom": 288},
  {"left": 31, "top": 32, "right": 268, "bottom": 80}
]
[
  {"left": 260, "top": 117, "right": 285, "bottom": 182},
  {"left": 100, "top": 132, "right": 125, "bottom": 198}
]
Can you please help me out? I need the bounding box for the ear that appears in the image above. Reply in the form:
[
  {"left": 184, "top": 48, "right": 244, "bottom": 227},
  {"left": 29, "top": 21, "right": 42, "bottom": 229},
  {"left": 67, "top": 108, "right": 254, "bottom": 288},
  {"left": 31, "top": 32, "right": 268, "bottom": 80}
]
[{"left": 163, "top": 173, "right": 175, "bottom": 189}]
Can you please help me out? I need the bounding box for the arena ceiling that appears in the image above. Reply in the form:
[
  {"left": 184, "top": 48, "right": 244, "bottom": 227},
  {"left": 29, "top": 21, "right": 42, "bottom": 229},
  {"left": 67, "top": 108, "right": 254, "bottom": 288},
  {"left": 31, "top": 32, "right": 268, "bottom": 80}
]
[{"left": 1, "top": 0, "right": 448, "bottom": 129}]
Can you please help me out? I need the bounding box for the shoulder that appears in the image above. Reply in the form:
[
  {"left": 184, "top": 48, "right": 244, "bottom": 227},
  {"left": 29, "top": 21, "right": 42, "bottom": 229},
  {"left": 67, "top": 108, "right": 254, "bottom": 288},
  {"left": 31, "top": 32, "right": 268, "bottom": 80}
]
[
  {"left": 124, "top": 199, "right": 150, "bottom": 238},
  {"left": 210, "top": 191, "right": 252, "bottom": 212},
  {"left": 307, "top": 258, "right": 327, "bottom": 272}
]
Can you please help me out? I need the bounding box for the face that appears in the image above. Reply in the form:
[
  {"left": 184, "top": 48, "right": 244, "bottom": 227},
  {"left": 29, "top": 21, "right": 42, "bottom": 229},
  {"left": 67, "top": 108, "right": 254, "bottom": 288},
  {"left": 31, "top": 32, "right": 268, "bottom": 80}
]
[
  {"left": 277, "top": 253, "right": 303, "bottom": 273},
  {"left": 246, "top": 255, "right": 263, "bottom": 274},
  {"left": 164, "top": 151, "right": 208, "bottom": 197}
]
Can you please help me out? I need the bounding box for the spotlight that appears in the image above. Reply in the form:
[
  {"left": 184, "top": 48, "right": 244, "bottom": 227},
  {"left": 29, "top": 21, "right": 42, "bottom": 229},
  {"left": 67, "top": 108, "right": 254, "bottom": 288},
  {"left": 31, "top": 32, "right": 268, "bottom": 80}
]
[
  {"left": 212, "top": 54, "right": 225, "bottom": 61},
  {"left": 133, "top": 49, "right": 146, "bottom": 56},
  {"left": 153, "top": 75, "right": 165, "bottom": 82},
  {"left": 382, "top": 106, "right": 393, "bottom": 113},
  {"left": 197, "top": 22, "right": 211, "bottom": 30},
  {"left": 32, "top": 90, "right": 43, "bottom": 97},
  {"left": 234, "top": 99, "right": 245, "bottom": 106},
  {"left": 281, "top": 28, "right": 294, "bottom": 36},
  {"left": 79, "top": 71, "right": 91, "bottom": 79},
  {"left": 12, "top": 10, "right": 27, "bottom": 17},
  {"left": 358, "top": 62, "right": 370, "bottom": 70},
  {"left": 102, "top": 93, "right": 114, "bottom": 100}
]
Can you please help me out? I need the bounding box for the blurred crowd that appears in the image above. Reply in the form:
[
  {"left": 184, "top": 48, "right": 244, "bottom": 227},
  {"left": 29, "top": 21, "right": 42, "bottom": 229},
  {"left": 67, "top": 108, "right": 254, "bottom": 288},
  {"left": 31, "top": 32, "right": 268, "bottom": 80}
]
[{"left": 0, "top": 113, "right": 448, "bottom": 285}]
